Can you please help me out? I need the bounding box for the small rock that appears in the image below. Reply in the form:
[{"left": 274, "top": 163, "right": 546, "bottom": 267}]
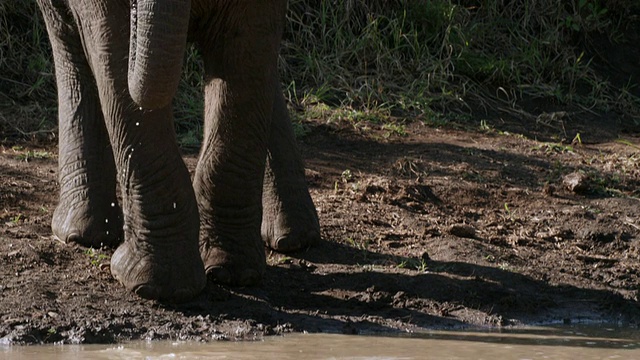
[
  {"left": 563, "top": 172, "right": 590, "bottom": 193},
  {"left": 47, "top": 311, "right": 59, "bottom": 318},
  {"left": 448, "top": 224, "right": 476, "bottom": 239}
]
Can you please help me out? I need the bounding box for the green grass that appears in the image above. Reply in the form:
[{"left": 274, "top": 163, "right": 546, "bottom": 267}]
[
  {"left": 280, "top": 0, "right": 640, "bottom": 128},
  {"left": 396, "top": 257, "right": 429, "bottom": 272},
  {"left": 0, "top": 1, "right": 57, "bottom": 138},
  {"left": 1, "top": 0, "right": 639, "bottom": 143},
  {"left": 84, "top": 248, "right": 109, "bottom": 267}
]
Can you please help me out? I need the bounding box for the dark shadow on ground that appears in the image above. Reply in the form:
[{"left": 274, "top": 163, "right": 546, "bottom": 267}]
[{"left": 167, "top": 235, "right": 640, "bottom": 346}]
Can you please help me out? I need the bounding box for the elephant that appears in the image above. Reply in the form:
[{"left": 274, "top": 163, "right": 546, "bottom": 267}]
[{"left": 36, "top": 0, "right": 320, "bottom": 303}]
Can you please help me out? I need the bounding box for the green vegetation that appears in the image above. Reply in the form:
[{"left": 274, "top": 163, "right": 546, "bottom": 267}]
[
  {"left": 0, "top": 1, "right": 56, "bottom": 138},
  {"left": 396, "top": 257, "right": 429, "bottom": 272},
  {"left": 1, "top": 1, "right": 639, "bottom": 142},
  {"left": 84, "top": 248, "right": 109, "bottom": 267}
]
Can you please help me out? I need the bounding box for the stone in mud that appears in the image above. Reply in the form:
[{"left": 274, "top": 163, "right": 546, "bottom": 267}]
[
  {"left": 448, "top": 224, "right": 476, "bottom": 239},
  {"left": 563, "top": 172, "right": 590, "bottom": 193}
]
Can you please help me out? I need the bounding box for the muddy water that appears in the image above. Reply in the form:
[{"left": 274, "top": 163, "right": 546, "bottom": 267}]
[{"left": 2, "top": 326, "right": 639, "bottom": 359}]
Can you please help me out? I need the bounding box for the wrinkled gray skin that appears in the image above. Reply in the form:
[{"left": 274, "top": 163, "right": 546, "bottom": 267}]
[{"left": 37, "top": 0, "right": 320, "bottom": 303}]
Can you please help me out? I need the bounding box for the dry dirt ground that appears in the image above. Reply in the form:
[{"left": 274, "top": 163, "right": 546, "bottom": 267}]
[{"left": 1, "top": 112, "right": 639, "bottom": 344}]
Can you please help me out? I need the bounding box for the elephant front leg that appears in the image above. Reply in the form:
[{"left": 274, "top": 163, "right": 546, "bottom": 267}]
[
  {"left": 108, "top": 109, "right": 206, "bottom": 302},
  {"left": 39, "top": 0, "right": 121, "bottom": 248},
  {"left": 261, "top": 91, "right": 321, "bottom": 252},
  {"left": 69, "top": 1, "right": 205, "bottom": 302}
]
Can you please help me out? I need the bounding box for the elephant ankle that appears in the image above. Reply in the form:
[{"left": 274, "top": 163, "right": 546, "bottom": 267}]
[{"left": 52, "top": 196, "right": 122, "bottom": 247}]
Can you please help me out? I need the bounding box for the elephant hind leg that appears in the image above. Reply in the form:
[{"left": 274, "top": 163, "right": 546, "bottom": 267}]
[
  {"left": 261, "top": 90, "right": 320, "bottom": 252},
  {"left": 194, "top": 2, "right": 289, "bottom": 286}
]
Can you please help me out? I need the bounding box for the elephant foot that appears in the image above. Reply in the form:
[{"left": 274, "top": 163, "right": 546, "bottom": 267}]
[
  {"left": 200, "top": 228, "right": 266, "bottom": 286},
  {"left": 261, "top": 187, "right": 320, "bottom": 253},
  {"left": 52, "top": 195, "right": 123, "bottom": 248},
  {"left": 111, "top": 236, "right": 206, "bottom": 303},
  {"left": 108, "top": 150, "right": 206, "bottom": 302}
]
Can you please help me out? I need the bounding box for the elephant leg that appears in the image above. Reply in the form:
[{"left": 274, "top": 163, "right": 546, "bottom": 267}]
[
  {"left": 194, "top": 2, "right": 287, "bottom": 286},
  {"left": 261, "top": 90, "right": 320, "bottom": 252},
  {"left": 67, "top": 1, "right": 205, "bottom": 302},
  {"left": 37, "top": 0, "right": 121, "bottom": 247}
]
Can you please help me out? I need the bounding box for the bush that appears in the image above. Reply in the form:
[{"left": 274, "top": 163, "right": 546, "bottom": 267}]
[
  {"left": 280, "top": 0, "right": 640, "bottom": 124},
  {"left": 1, "top": 0, "right": 639, "bottom": 140},
  {"left": 0, "top": 1, "right": 56, "bottom": 138}
]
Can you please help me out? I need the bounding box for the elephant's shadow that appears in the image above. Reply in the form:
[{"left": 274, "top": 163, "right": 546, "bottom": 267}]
[{"left": 168, "top": 237, "right": 639, "bottom": 339}]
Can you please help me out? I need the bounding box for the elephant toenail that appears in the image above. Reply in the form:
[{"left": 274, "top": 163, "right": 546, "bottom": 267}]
[
  {"left": 66, "top": 232, "right": 81, "bottom": 244},
  {"left": 274, "top": 236, "right": 293, "bottom": 252},
  {"left": 207, "top": 267, "right": 232, "bottom": 285},
  {"left": 133, "top": 284, "right": 161, "bottom": 300}
]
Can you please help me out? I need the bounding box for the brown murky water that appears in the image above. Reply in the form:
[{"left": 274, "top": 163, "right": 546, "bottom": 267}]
[{"left": 2, "top": 326, "right": 639, "bottom": 359}]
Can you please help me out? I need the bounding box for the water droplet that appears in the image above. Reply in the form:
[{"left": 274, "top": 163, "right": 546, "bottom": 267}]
[
  {"left": 106, "top": 231, "right": 109, "bottom": 235},
  {"left": 135, "top": 122, "right": 140, "bottom": 126},
  {"left": 111, "top": 202, "right": 115, "bottom": 207},
  {"left": 138, "top": 107, "right": 142, "bottom": 111},
  {"left": 105, "top": 218, "right": 109, "bottom": 224},
  {"left": 173, "top": 202, "right": 177, "bottom": 209}
]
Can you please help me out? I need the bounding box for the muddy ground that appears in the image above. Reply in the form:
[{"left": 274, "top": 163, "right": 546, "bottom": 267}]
[{"left": 1, "top": 109, "right": 639, "bottom": 344}]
